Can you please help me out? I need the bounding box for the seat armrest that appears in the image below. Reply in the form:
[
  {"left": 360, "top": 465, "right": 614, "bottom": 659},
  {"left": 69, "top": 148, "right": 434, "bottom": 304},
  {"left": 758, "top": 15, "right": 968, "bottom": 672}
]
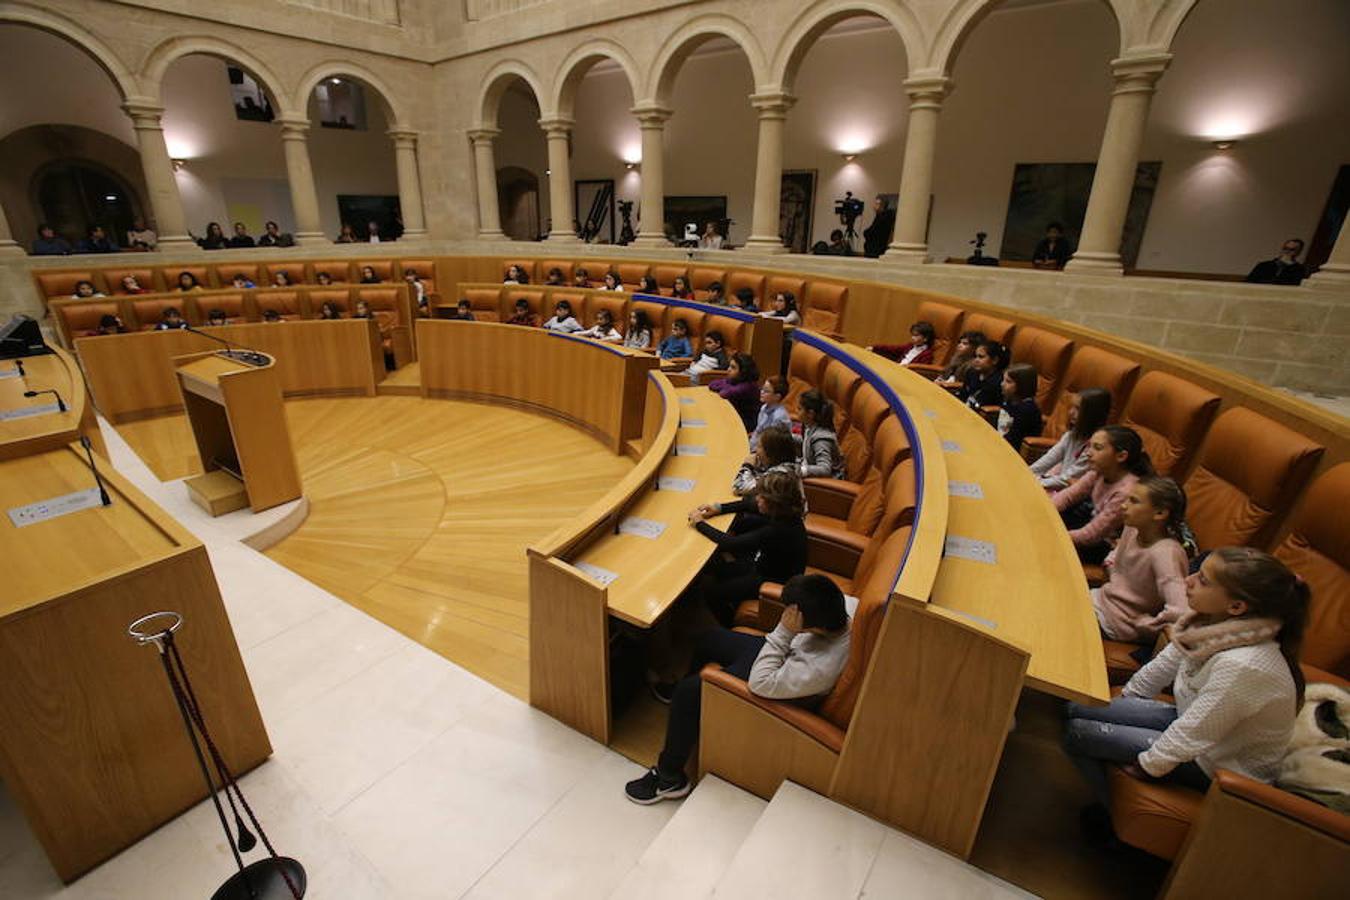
[
  {"left": 803, "top": 478, "right": 860, "bottom": 519},
  {"left": 700, "top": 666, "right": 846, "bottom": 753},
  {"left": 756, "top": 582, "right": 785, "bottom": 630},
  {"left": 1082, "top": 563, "right": 1106, "bottom": 587},
  {"left": 1214, "top": 770, "right": 1350, "bottom": 842},
  {"left": 905, "top": 363, "right": 944, "bottom": 378},
  {"left": 665, "top": 372, "right": 694, "bottom": 387},
  {"left": 805, "top": 529, "right": 863, "bottom": 577},
  {"left": 979, "top": 404, "right": 1000, "bottom": 426}
]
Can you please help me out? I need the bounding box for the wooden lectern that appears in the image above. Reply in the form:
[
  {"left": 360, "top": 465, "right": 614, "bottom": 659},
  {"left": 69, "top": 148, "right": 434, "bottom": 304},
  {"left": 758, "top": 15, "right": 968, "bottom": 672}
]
[{"left": 174, "top": 351, "right": 301, "bottom": 515}]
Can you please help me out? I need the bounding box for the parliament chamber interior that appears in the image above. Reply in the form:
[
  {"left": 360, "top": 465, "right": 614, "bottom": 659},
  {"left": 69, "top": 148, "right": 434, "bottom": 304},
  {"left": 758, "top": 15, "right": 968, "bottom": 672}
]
[{"left": 0, "top": 1, "right": 1347, "bottom": 898}]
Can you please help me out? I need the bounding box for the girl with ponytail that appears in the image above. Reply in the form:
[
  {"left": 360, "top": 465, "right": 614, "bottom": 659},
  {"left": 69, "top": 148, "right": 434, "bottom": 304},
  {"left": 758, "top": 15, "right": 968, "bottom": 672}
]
[
  {"left": 1093, "top": 476, "right": 1191, "bottom": 644},
  {"left": 1052, "top": 424, "right": 1154, "bottom": 563},
  {"left": 1065, "top": 547, "right": 1310, "bottom": 831}
]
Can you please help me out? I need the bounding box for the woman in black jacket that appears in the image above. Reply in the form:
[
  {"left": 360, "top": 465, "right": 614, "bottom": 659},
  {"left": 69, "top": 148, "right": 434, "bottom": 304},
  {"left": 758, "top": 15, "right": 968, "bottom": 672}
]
[{"left": 688, "top": 471, "right": 807, "bottom": 627}]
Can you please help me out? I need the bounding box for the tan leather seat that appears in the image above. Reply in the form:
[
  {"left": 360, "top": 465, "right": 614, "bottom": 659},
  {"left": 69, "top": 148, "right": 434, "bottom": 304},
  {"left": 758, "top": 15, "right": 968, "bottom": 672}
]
[
  {"left": 398, "top": 259, "right": 438, "bottom": 298},
  {"left": 807, "top": 414, "right": 910, "bottom": 554},
  {"left": 1186, "top": 407, "right": 1324, "bottom": 551},
  {"left": 766, "top": 275, "right": 806, "bottom": 308},
  {"left": 506, "top": 289, "right": 548, "bottom": 324},
  {"left": 616, "top": 263, "right": 650, "bottom": 289},
  {"left": 256, "top": 290, "right": 303, "bottom": 320},
  {"left": 651, "top": 265, "right": 688, "bottom": 293},
  {"left": 1273, "top": 462, "right": 1350, "bottom": 678},
  {"left": 104, "top": 267, "right": 160, "bottom": 294},
  {"left": 463, "top": 288, "right": 503, "bottom": 322},
  {"left": 579, "top": 292, "right": 625, "bottom": 332},
  {"left": 630, "top": 299, "right": 670, "bottom": 343},
  {"left": 502, "top": 259, "right": 539, "bottom": 283},
  {"left": 1121, "top": 371, "right": 1220, "bottom": 479},
  {"left": 59, "top": 300, "right": 122, "bottom": 338},
  {"left": 1010, "top": 325, "right": 1074, "bottom": 416},
  {"left": 690, "top": 267, "right": 727, "bottom": 302},
  {"left": 915, "top": 300, "right": 964, "bottom": 366},
  {"left": 309, "top": 288, "right": 350, "bottom": 317},
  {"left": 784, "top": 341, "right": 828, "bottom": 418},
  {"left": 131, "top": 297, "right": 189, "bottom": 330},
  {"left": 36, "top": 271, "right": 97, "bottom": 302},
  {"left": 726, "top": 272, "right": 766, "bottom": 308},
  {"left": 312, "top": 260, "right": 353, "bottom": 283},
  {"left": 962, "top": 311, "right": 1016, "bottom": 347},
  {"left": 168, "top": 266, "right": 212, "bottom": 291},
  {"left": 263, "top": 262, "right": 306, "bottom": 286},
  {"left": 1025, "top": 346, "right": 1141, "bottom": 456},
  {"left": 214, "top": 263, "right": 261, "bottom": 286},
  {"left": 538, "top": 259, "right": 574, "bottom": 283},
  {"left": 197, "top": 293, "right": 246, "bottom": 323},
  {"left": 803, "top": 283, "right": 847, "bottom": 336},
  {"left": 358, "top": 259, "right": 397, "bottom": 282},
  {"left": 355, "top": 286, "right": 406, "bottom": 359}
]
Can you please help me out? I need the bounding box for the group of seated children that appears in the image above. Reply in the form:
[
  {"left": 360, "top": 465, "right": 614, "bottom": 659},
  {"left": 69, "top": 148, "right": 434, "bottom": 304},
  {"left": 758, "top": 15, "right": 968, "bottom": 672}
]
[{"left": 75, "top": 266, "right": 428, "bottom": 309}]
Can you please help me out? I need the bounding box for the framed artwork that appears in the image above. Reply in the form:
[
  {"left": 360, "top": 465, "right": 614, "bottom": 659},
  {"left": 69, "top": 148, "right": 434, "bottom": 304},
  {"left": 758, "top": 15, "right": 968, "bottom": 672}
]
[
  {"left": 575, "top": 179, "right": 615, "bottom": 244},
  {"left": 780, "top": 170, "right": 817, "bottom": 254},
  {"left": 663, "top": 196, "right": 727, "bottom": 245},
  {"left": 1000, "top": 161, "right": 1161, "bottom": 269}
]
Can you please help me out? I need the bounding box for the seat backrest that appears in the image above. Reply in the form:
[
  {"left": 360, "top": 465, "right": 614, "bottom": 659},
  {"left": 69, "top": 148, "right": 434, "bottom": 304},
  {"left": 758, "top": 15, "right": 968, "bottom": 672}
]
[
  {"left": 803, "top": 282, "right": 847, "bottom": 334},
  {"left": 580, "top": 291, "right": 624, "bottom": 330},
  {"left": 708, "top": 314, "right": 749, "bottom": 354},
  {"left": 1121, "top": 371, "right": 1220, "bottom": 479},
  {"left": 849, "top": 386, "right": 891, "bottom": 445},
  {"left": 651, "top": 265, "right": 688, "bottom": 292},
  {"left": 784, "top": 341, "right": 829, "bottom": 417},
  {"left": 675, "top": 309, "right": 710, "bottom": 344},
  {"left": 820, "top": 361, "right": 864, "bottom": 440},
  {"left": 214, "top": 263, "right": 260, "bottom": 286},
  {"left": 196, "top": 293, "right": 246, "bottom": 322},
  {"left": 915, "top": 300, "right": 964, "bottom": 365},
  {"left": 104, "top": 267, "right": 160, "bottom": 294},
  {"left": 399, "top": 259, "right": 437, "bottom": 293},
  {"left": 1044, "top": 345, "right": 1141, "bottom": 438},
  {"left": 631, "top": 299, "right": 669, "bottom": 342},
  {"left": 869, "top": 416, "right": 912, "bottom": 481},
  {"left": 264, "top": 262, "right": 306, "bottom": 286},
  {"left": 355, "top": 286, "right": 401, "bottom": 322},
  {"left": 463, "top": 287, "right": 504, "bottom": 322},
  {"left": 36, "top": 271, "right": 96, "bottom": 300},
  {"left": 1186, "top": 407, "right": 1325, "bottom": 551},
  {"left": 726, "top": 271, "right": 766, "bottom": 307},
  {"left": 819, "top": 528, "right": 911, "bottom": 729},
  {"left": 766, "top": 275, "right": 806, "bottom": 309},
  {"left": 132, "top": 297, "right": 189, "bottom": 330},
  {"left": 506, "top": 289, "right": 548, "bottom": 321},
  {"left": 256, "top": 290, "right": 303, "bottom": 319},
  {"left": 503, "top": 259, "right": 538, "bottom": 283},
  {"left": 1273, "top": 463, "right": 1350, "bottom": 679},
  {"left": 167, "top": 266, "right": 212, "bottom": 292},
  {"left": 313, "top": 260, "right": 353, "bottom": 283},
  {"left": 690, "top": 267, "right": 727, "bottom": 302},
  {"left": 309, "top": 288, "right": 351, "bottom": 316},
  {"left": 962, "top": 311, "right": 1016, "bottom": 347},
  {"left": 845, "top": 465, "right": 886, "bottom": 535},
  {"left": 616, "top": 263, "right": 650, "bottom": 288},
  {"left": 1010, "top": 325, "right": 1074, "bottom": 415},
  {"left": 539, "top": 259, "right": 574, "bottom": 283},
  {"left": 358, "top": 259, "right": 396, "bottom": 282},
  {"left": 60, "top": 300, "right": 121, "bottom": 337},
  {"left": 874, "top": 458, "right": 918, "bottom": 538}
]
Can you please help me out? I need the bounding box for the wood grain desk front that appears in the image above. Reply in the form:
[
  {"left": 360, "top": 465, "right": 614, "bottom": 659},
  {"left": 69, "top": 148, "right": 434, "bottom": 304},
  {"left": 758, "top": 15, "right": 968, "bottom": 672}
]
[
  {"left": 0, "top": 444, "right": 270, "bottom": 881},
  {"left": 0, "top": 345, "right": 101, "bottom": 460}
]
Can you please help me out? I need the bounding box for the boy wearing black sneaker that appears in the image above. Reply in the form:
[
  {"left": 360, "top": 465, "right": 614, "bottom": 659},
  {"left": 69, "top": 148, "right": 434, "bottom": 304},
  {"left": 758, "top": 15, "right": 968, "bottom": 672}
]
[{"left": 624, "top": 574, "right": 852, "bottom": 804}]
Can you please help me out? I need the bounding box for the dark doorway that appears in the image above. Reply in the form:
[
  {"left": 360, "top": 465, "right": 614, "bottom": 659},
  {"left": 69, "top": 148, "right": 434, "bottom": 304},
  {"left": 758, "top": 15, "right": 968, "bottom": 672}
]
[
  {"left": 498, "top": 166, "right": 541, "bottom": 241},
  {"left": 780, "top": 170, "right": 817, "bottom": 254},
  {"left": 33, "top": 160, "right": 141, "bottom": 245}
]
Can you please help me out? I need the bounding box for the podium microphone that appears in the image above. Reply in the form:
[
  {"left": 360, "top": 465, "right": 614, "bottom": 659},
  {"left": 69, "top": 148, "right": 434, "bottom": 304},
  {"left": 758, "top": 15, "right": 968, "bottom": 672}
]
[
  {"left": 80, "top": 434, "right": 113, "bottom": 506},
  {"left": 23, "top": 388, "right": 66, "bottom": 412},
  {"left": 12, "top": 359, "right": 23, "bottom": 377},
  {"left": 184, "top": 326, "right": 268, "bottom": 367}
]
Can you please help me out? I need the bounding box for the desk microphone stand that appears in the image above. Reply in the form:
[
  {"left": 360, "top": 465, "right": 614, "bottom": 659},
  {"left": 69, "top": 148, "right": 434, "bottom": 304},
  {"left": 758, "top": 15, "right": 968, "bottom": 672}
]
[{"left": 129, "top": 612, "right": 306, "bottom": 899}]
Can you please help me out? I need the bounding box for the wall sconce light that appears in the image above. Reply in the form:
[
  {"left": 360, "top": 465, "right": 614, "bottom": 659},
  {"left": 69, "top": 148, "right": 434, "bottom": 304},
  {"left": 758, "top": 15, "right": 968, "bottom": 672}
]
[
  {"left": 172, "top": 159, "right": 186, "bottom": 172},
  {"left": 841, "top": 153, "right": 859, "bottom": 163},
  {"left": 545, "top": 169, "right": 551, "bottom": 176},
  {"left": 1211, "top": 139, "right": 1236, "bottom": 151},
  {"left": 624, "top": 161, "right": 639, "bottom": 170}
]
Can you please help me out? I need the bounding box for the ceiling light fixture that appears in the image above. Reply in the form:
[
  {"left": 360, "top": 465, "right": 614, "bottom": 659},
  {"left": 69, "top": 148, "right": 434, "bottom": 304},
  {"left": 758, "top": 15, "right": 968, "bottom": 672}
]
[
  {"left": 1211, "top": 139, "right": 1236, "bottom": 150},
  {"left": 172, "top": 159, "right": 186, "bottom": 172}
]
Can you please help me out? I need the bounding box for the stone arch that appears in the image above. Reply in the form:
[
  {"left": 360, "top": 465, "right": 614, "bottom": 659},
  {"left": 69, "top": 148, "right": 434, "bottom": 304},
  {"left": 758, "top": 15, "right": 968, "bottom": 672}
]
[
  {"left": 140, "top": 35, "right": 293, "bottom": 116},
  {"left": 0, "top": 1, "right": 136, "bottom": 99},
  {"left": 549, "top": 40, "right": 641, "bottom": 120},
  {"left": 646, "top": 14, "right": 769, "bottom": 105},
  {"left": 477, "top": 58, "right": 547, "bottom": 130},
  {"left": 293, "top": 60, "right": 410, "bottom": 129},
  {"left": 770, "top": 0, "right": 922, "bottom": 92},
  {"left": 926, "top": 0, "right": 1125, "bottom": 75},
  {"left": 1138, "top": 0, "right": 1203, "bottom": 52}
]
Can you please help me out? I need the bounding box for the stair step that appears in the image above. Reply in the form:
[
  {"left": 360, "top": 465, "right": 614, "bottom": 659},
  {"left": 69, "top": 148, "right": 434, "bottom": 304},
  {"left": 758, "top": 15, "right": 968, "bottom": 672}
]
[
  {"left": 184, "top": 469, "right": 247, "bottom": 517},
  {"left": 712, "top": 781, "right": 887, "bottom": 900},
  {"left": 608, "top": 774, "right": 767, "bottom": 900}
]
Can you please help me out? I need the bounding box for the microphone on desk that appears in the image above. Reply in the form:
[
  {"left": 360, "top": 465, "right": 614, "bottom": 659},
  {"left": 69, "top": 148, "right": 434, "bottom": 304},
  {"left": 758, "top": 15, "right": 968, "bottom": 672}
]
[
  {"left": 183, "top": 325, "right": 268, "bottom": 367},
  {"left": 13, "top": 359, "right": 24, "bottom": 377},
  {"left": 23, "top": 388, "right": 66, "bottom": 412},
  {"left": 80, "top": 434, "right": 112, "bottom": 506}
]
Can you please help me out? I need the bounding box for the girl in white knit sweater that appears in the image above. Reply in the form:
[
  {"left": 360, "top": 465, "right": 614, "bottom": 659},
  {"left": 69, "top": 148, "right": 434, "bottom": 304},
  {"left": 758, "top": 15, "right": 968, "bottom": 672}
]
[{"left": 1064, "top": 546, "right": 1309, "bottom": 836}]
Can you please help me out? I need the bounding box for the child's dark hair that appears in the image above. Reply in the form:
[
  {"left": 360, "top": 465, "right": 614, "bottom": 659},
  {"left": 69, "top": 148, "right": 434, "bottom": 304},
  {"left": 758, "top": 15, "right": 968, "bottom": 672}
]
[
  {"left": 775, "top": 291, "right": 796, "bottom": 311},
  {"left": 1138, "top": 476, "right": 1188, "bottom": 545},
  {"left": 99, "top": 313, "right": 119, "bottom": 329},
  {"left": 672, "top": 317, "right": 689, "bottom": 333},
  {"left": 759, "top": 424, "right": 795, "bottom": 466},
  {"left": 708, "top": 280, "right": 723, "bottom": 294},
  {"left": 956, "top": 330, "right": 986, "bottom": 353},
  {"left": 575, "top": 266, "right": 589, "bottom": 281},
  {"left": 515, "top": 297, "right": 529, "bottom": 310},
  {"left": 605, "top": 268, "right": 620, "bottom": 283},
  {"left": 764, "top": 374, "right": 788, "bottom": 398},
  {"left": 705, "top": 329, "right": 724, "bottom": 345},
  {"left": 640, "top": 275, "right": 658, "bottom": 292},
  {"left": 631, "top": 308, "right": 651, "bottom": 332},
  {"left": 555, "top": 299, "right": 573, "bottom": 316},
  {"left": 1074, "top": 388, "right": 1113, "bottom": 439},
  {"left": 781, "top": 573, "right": 848, "bottom": 632},
  {"left": 980, "top": 340, "right": 1010, "bottom": 370},
  {"left": 756, "top": 470, "right": 804, "bottom": 519},
  {"left": 1098, "top": 425, "right": 1154, "bottom": 477},
  {"left": 547, "top": 267, "right": 562, "bottom": 280},
  {"left": 595, "top": 308, "right": 612, "bottom": 324},
  {"left": 734, "top": 287, "right": 756, "bottom": 306},
  {"left": 909, "top": 321, "right": 936, "bottom": 344},
  {"left": 1211, "top": 547, "right": 1311, "bottom": 707},
  {"left": 799, "top": 389, "right": 835, "bottom": 431},
  {"left": 1004, "top": 363, "right": 1038, "bottom": 400},
  {"left": 730, "top": 352, "right": 759, "bottom": 384},
  {"left": 458, "top": 298, "right": 471, "bottom": 308}
]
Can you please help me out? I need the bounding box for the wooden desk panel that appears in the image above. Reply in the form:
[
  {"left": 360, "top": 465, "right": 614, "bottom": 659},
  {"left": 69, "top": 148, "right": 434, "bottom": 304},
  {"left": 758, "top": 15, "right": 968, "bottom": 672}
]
[{"left": 0, "top": 347, "right": 89, "bottom": 459}]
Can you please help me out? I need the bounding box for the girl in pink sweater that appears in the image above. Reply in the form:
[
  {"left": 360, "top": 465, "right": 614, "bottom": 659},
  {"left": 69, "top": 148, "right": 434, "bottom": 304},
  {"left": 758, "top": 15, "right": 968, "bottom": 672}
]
[
  {"left": 1052, "top": 425, "right": 1153, "bottom": 564},
  {"left": 1094, "top": 477, "right": 1191, "bottom": 642}
]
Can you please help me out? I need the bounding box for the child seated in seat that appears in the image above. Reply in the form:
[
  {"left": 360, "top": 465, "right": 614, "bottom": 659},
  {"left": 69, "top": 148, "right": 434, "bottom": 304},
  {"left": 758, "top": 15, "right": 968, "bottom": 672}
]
[
  {"left": 670, "top": 275, "right": 692, "bottom": 300},
  {"left": 681, "top": 329, "right": 728, "bottom": 385},
  {"left": 543, "top": 299, "right": 582, "bottom": 333},
  {"left": 658, "top": 318, "right": 693, "bottom": 360},
  {"left": 447, "top": 299, "right": 475, "bottom": 321},
  {"left": 206, "top": 308, "right": 228, "bottom": 327},
  {"left": 749, "top": 375, "right": 791, "bottom": 451},
  {"left": 262, "top": 309, "right": 283, "bottom": 323},
  {"left": 730, "top": 422, "right": 797, "bottom": 496},
  {"left": 318, "top": 301, "right": 343, "bottom": 320},
  {"left": 316, "top": 271, "right": 334, "bottom": 286},
  {"left": 708, "top": 352, "right": 761, "bottom": 432},
  {"left": 957, "top": 340, "right": 1008, "bottom": 409},
  {"left": 997, "top": 363, "right": 1043, "bottom": 451},
  {"left": 155, "top": 307, "right": 188, "bottom": 330},
  {"left": 934, "top": 330, "right": 985, "bottom": 387},
  {"left": 72, "top": 280, "right": 103, "bottom": 299},
  {"left": 1052, "top": 425, "right": 1154, "bottom": 564},
  {"left": 625, "top": 572, "right": 850, "bottom": 805},
  {"left": 1030, "top": 388, "right": 1111, "bottom": 490},
  {"left": 354, "top": 299, "right": 375, "bottom": 320},
  {"left": 704, "top": 281, "right": 727, "bottom": 306},
  {"left": 797, "top": 390, "right": 845, "bottom": 479},
  {"left": 231, "top": 273, "right": 256, "bottom": 289},
  {"left": 403, "top": 269, "right": 427, "bottom": 313},
  {"left": 545, "top": 267, "right": 565, "bottom": 286},
  {"left": 577, "top": 307, "right": 622, "bottom": 343},
  {"left": 624, "top": 310, "right": 652, "bottom": 349},
  {"left": 572, "top": 267, "right": 590, "bottom": 288},
  {"left": 638, "top": 275, "right": 660, "bottom": 295},
  {"left": 871, "top": 320, "right": 935, "bottom": 365},
  {"left": 1064, "top": 547, "right": 1308, "bottom": 839},
  {"left": 599, "top": 271, "right": 624, "bottom": 292},
  {"left": 732, "top": 287, "right": 757, "bottom": 311},
  {"left": 503, "top": 264, "right": 529, "bottom": 285},
  {"left": 760, "top": 291, "right": 800, "bottom": 325},
  {"left": 506, "top": 297, "right": 539, "bottom": 327},
  {"left": 92, "top": 313, "right": 128, "bottom": 336},
  {"left": 1093, "top": 477, "right": 1191, "bottom": 644}
]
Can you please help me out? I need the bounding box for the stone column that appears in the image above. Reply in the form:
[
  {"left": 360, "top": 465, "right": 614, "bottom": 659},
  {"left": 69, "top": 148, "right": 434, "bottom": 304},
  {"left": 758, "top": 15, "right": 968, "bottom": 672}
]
[
  {"left": 744, "top": 91, "right": 796, "bottom": 253},
  {"left": 387, "top": 128, "right": 427, "bottom": 239},
  {"left": 122, "top": 100, "right": 194, "bottom": 249},
  {"left": 1065, "top": 54, "right": 1171, "bottom": 275},
  {"left": 539, "top": 116, "right": 579, "bottom": 242},
  {"left": 1306, "top": 221, "right": 1350, "bottom": 290},
  {"left": 631, "top": 104, "right": 673, "bottom": 247},
  {"left": 468, "top": 128, "right": 506, "bottom": 239},
  {"left": 885, "top": 76, "right": 951, "bottom": 262},
  {"left": 276, "top": 116, "right": 327, "bottom": 246},
  {"left": 0, "top": 199, "right": 24, "bottom": 256}
]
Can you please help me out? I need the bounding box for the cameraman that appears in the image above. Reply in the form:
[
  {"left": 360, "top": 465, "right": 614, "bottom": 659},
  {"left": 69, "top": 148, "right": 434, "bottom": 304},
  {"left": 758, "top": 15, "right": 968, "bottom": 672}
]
[
  {"left": 863, "top": 195, "right": 895, "bottom": 258},
  {"left": 827, "top": 229, "right": 853, "bottom": 256}
]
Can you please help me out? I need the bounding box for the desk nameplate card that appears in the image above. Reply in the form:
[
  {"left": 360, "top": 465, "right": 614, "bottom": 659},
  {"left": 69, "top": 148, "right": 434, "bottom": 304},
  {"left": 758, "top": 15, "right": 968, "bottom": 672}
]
[
  {"left": 618, "top": 517, "right": 667, "bottom": 539},
  {"left": 681, "top": 418, "right": 707, "bottom": 427},
  {"left": 0, "top": 368, "right": 21, "bottom": 380},
  {"left": 0, "top": 403, "right": 60, "bottom": 421},
  {"left": 948, "top": 481, "right": 984, "bottom": 499},
  {"left": 941, "top": 440, "right": 962, "bottom": 453},
  {"left": 657, "top": 476, "right": 695, "bottom": 492},
  {"left": 8, "top": 488, "right": 104, "bottom": 528},
  {"left": 573, "top": 561, "right": 619, "bottom": 587},
  {"left": 944, "top": 534, "right": 997, "bottom": 565},
  {"left": 678, "top": 397, "right": 695, "bottom": 405},
  {"left": 676, "top": 444, "right": 708, "bottom": 456}
]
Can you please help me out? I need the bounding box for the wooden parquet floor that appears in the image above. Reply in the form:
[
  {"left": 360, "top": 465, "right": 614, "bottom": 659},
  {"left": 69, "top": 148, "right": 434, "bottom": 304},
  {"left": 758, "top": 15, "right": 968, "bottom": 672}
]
[{"left": 115, "top": 397, "right": 634, "bottom": 700}]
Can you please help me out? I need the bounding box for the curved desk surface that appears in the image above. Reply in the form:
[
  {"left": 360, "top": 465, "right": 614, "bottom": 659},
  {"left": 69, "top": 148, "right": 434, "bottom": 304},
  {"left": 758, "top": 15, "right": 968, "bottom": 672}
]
[{"left": 0, "top": 345, "right": 97, "bottom": 460}]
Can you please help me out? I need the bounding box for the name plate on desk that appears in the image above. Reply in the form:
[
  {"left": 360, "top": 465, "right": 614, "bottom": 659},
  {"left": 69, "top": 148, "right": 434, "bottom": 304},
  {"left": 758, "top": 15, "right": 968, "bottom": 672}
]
[
  {"left": 680, "top": 418, "right": 707, "bottom": 427},
  {"left": 948, "top": 481, "right": 984, "bottom": 499},
  {"left": 0, "top": 368, "right": 21, "bottom": 380},
  {"left": 941, "top": 440, "right": 962, "bottom": 453},
  {"left": 0, "top": 402, "right": 60, "bottom": 421},
  {"left": 657, "top": 476, "right": 696, "bottom": 492},
  {"left": 8, "top": 488, "right": 104, "bottom": 528},
  {"left": 573, "top": 561, "right": 619, "bottom": 587},
  {"left": 944, "top": 535, "right": 997, "bottom": 565},
  {"left": 619, "top": 517, "right": 667, "bottom": 539},
  {"left": 678, "top": 397, "right": 695, "bottom": 405},
  {"left": 676, "top": 444, "right": 708, "bottom": 456}
]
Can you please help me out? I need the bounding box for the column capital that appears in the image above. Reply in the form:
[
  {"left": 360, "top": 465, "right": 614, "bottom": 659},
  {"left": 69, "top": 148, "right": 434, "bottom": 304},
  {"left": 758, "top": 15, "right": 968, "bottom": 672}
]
[
  {"left": 467, "top": 127, "right": 501, "bottom": 146},
  {"left": 122, "top": 99, "right": 166, "bottom": 129},
  {"left": 1109, "top": 53, "right": 1171, "bottom": 93},
  {"left": 749, "top": 91, "right": 796, "bottom": 119},
  {"left": 275, "top": 116, "right": 311, "bottom": 139},
  {"left": 386, "top": 128, "right": 419, "bottom": 148},
  {"left": 630, "top": 103, "right": 674, "bottom": 128},
  {"left": 537, "top": 115, "right": 574, "bottom": 137},
  {"left": 902, "top": 75, "right": 952, "bottom": 110}
]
